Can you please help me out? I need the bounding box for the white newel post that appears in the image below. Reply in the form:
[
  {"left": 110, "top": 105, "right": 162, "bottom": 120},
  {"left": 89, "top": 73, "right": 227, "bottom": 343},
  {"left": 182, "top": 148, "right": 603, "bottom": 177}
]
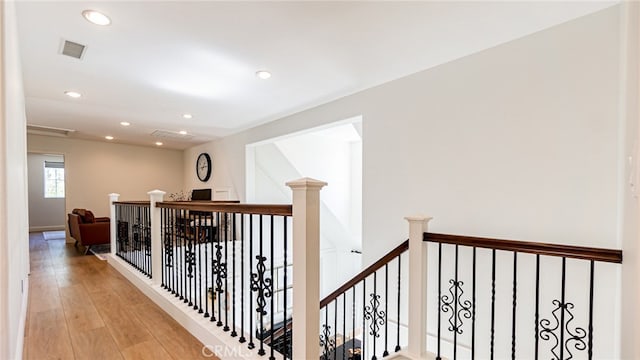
[
  {"left": 109, "top": 193, "right": 120, "bottom": 255},
  {"left": 405, "top": 215, "right": 432, "bottom": 359},
  {"left": 286, "top": 177, "right": 327, "bottom": 360},
  {"left": 148, "top": 189, "right": 166, "bottom": 286}
]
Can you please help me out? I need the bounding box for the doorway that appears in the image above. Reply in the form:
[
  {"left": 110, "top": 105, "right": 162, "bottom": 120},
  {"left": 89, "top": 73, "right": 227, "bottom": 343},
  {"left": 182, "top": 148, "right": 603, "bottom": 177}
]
[
  {"left": 246, "top": 116, "right": 363, "bottom": 296},
  {"left": 27, "top": 152, "right": 66, "bottom": 238}
]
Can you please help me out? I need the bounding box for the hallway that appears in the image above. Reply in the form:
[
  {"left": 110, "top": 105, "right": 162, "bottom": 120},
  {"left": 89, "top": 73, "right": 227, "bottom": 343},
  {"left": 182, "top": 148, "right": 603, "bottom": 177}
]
[{"left": 23, "top": 232, "right": 215, "bottom": 359}]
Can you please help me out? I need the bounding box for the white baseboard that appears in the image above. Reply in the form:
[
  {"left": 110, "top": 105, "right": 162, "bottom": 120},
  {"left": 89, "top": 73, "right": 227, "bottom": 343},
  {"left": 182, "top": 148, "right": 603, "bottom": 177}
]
[
  {"left": 28, "top": 225, "right": 64, "bottom": 232},
  {"left": 107, "top": 255, "right": 279, "bottom": 360},
  {"left": 14, "top": 276, "right": 28, "bottom": 360}
]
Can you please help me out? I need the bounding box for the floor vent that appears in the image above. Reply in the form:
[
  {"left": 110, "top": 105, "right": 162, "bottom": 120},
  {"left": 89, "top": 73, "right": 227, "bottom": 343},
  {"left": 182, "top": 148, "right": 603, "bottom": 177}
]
[{"left": 60, "top": 40, "right": 86, "bottom": 59}]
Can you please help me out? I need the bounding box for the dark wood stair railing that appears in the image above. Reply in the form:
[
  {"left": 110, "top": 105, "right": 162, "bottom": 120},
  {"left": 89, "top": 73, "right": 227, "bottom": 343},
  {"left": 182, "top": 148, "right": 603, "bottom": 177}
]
[
  {"left": 266, "top": 239, "right": 410, "bottom": 357},
  {"left": 423, "top": 231, "right": 622, "bottom": 360},
  {"left": 423, "top": 232, "right": 622, "bottom": 263}
]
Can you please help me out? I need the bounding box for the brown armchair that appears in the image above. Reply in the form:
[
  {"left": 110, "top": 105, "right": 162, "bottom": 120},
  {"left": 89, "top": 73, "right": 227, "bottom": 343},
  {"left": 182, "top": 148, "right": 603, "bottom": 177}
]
[{"left": 68, "top": 208, "right": 110, "bottom": 254}]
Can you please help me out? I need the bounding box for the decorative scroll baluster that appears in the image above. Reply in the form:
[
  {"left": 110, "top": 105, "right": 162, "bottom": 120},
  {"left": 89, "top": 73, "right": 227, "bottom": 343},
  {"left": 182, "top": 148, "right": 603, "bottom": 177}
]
[
  {"left": 539, "top": 259, "right": 588, "bottom": 360},
  {"left": 320, "top": 323, "right": 336, "bottom": 360},
  {"left": 364, "top": 272, "right": 385, "bottom": 360},
  {"left": 439, "top": 279, "right": 472, "bottom": 338},
  {"left": 251, "top": 215, "right": 272, "bottom": 356}
]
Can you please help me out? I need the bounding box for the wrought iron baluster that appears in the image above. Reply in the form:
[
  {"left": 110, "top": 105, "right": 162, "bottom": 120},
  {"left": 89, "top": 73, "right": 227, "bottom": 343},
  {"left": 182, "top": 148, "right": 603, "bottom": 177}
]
[
  {"left": 454, "top": 245, "right": 458, "bottom": 360},
  {"left": 231, "top": 213, "right": 238, "bottom": 337},
  {"left": 216, "top": 212, "right": 224, "bottom": 326},
  {"left": 396, "top": 255, "right": 401, "bottom": 353},
  {"left": 196, "top": 212, "right": 202, "bottom": 312},
  {"left": 210, "top": 212, "right": 217, "bottom": 323},
  {"left": 539, "top": 257, "right": 587, "bottom": 360},
  {"left": 269, "top": 215, "right": 275, "bottom": 360},
  {"left": 203, "top": 212, "right": 210, "bottom": 318},
  {"left": 490, "top": 249, "right": 496, "bottom": 360},
  {"left": 560, "top": 257, "right": 566, "bottom": 360},
  {"left": 512, "top": 252, "right": 517, "bottom": 360},
  {"left": 362, "top": 280, "right": 366, "bottom": 360},
  {"left": 321, "top": 308, "right": 336, "bottom": 360},
  {"left": 248, "top": 214, "right": 255, "bottom": 350},
  {"left": 240, "top": 214, "right": 246, "bottom": 343},
  {"left": 535, "top": 254, "right": 539, "bottom": 360},
  {"left": 334, "top": 299, "right": 338, "bottom": 360},
  {"left": 224, "top": 212, "right": 230, "bottom": 332},
  {"left": 437, "top": 243, "right": 442, "bottom": 360},
  {"left": 384, "top": 264, "right": 389, "bottom": 357},
  {"left": 353, "top": 286, "right": 356, "bottom": 359},
  {"left": 472, "top": 247, "right": 476, "bottom": 360},
  {"left": 252, "top": 215, "right": 268, "bottom": 355},
  {"left": 282, "top": 216, "right": 288, "bottom": 356},
  {"left": 343, "top": 292, "right": 346, "bottom": 360},
  {"left": 364, "top": 271, "right": 385, "bottom": 360},
  {"left": 588, "top": 260, "right": 594, "bottom": 360}
]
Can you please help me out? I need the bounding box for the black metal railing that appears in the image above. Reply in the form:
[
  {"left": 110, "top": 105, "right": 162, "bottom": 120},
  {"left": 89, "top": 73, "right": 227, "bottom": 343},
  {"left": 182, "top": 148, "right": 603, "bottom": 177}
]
[
  {"left": 319, "top": 240, "right": 408, "bottom": 360},
  {"left": 424, "top": 232, "right": 622, "bottom": 360},
  {"left": 158, "top": 201, "right": 293, "bottom": 359},
  {"left": 114, "top": 201, "right": 152, "bottom": 277}
]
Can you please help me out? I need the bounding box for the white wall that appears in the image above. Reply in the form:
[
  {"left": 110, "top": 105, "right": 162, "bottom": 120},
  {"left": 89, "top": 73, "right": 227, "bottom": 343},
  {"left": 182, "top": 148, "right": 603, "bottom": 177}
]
[
  {"left": 0, "top": 2, "right": 30, "bottom": 358},
  {"left": 27, "top": 153, "right": 65, "bottom": 231},
  {"left": 27, "top": 135, "right": 184, "bottom": 234},
  {"left": 619, "top": 2, "right": 640, "bottom": 359},
  {"left": 183, "top": 7, "right": 626, "bottom": 358}
]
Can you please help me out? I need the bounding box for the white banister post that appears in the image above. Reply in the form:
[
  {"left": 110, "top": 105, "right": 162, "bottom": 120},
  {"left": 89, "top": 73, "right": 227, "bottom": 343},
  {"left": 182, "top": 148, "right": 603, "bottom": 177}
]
[
  {"left": 148, "top": 189, "right": 166, "bottom": 286},
  {"left": 109, "top": 193, "right": 120, "bottom": 256},
  {"left": 405, "top": 215, "right": 432, "bottom": 358},
  {"left": 286, "top": 177, "right": 327, "bottom": 360}
]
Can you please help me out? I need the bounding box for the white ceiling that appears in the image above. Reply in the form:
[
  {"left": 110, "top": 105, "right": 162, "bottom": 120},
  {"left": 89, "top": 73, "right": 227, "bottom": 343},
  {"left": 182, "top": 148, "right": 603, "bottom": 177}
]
[{"left": 16, "top": 1, "right": 617, "bottom": 149}]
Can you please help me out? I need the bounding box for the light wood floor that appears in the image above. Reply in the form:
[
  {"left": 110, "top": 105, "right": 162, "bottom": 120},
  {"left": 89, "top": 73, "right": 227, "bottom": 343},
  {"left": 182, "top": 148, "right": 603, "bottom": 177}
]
[{"left": 24, "top": 232, "right": 219, "bottom": 360}]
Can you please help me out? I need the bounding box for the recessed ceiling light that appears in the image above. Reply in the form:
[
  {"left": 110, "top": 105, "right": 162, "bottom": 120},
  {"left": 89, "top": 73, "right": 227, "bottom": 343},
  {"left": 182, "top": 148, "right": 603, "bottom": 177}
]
[
  {"left": 256, "top": 70, "right": 272, "bottom": 80},
  {"left": 155, "top": 141, "right": 163, "bottom": 146},
  {"left": 82, "top": 10, "right": 111, "bottom": 26},
  {"left": 182, "top": 113, "right": 193, "bottom": 119},
  {"left": 64, "top": 91, "right": 82, "bottom": 98},
  {"left": 120, "top": 121, "right": 130, "bottom": 126},
  {"left": 105, "top": 135, "right": 114, "bottom": 140},
  {"left": 179, "top": 130, "right": 188, "bottom": 135}
]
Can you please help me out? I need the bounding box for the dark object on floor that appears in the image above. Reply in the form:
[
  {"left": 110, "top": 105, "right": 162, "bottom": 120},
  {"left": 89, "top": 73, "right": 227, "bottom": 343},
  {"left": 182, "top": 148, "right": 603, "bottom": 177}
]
[{"left": 68, "top": 208, "right": 110, "bottom": 254}]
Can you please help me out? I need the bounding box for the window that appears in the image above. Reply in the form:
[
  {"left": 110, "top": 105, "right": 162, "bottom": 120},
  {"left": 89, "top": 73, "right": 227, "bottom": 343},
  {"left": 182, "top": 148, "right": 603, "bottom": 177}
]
[{"left": 44, "top": 161, "right": 65, "bottom": 198}]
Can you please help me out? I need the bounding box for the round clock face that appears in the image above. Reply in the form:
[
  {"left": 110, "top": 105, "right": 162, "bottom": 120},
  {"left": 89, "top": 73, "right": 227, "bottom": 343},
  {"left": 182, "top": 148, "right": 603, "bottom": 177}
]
[{"left": 196, "top": 153, "right": 212, "bottom": 182}]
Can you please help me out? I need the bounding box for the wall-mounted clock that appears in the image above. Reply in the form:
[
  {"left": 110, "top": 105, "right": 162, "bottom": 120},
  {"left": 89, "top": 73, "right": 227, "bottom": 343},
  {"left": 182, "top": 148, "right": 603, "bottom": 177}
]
[{"left": 196, "top": 152, "right": 212, "bottom": 182}]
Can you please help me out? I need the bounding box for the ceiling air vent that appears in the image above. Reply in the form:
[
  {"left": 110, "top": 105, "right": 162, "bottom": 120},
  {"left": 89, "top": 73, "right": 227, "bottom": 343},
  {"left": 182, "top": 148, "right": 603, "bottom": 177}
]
[
  {"left": 27, "top": 124, "right": 76, "bottom": 137},
  {"left": 60, "top": 40, "right": 86, "bottom": 59},
  {"left": 151, "top": 130, "right": 194, "bottom": 140}
]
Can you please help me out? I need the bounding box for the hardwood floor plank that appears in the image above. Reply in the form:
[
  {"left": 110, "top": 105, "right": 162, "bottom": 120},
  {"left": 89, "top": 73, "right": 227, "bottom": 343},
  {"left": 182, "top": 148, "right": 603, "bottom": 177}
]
[
  {"left": 70, "top": 327, "right": 123, "bottom": 360},
  {"left": 26, "top": 308, "right": 74, "bottom": 360},
  {"left": 59, "top": 284, "right": 106, "bottom": 333},
  {"left": 90, "top": 289, "right": 154, "bottom": 350},
  {"left": 121, "top": 339, "right": 174, "bottom": 360}
]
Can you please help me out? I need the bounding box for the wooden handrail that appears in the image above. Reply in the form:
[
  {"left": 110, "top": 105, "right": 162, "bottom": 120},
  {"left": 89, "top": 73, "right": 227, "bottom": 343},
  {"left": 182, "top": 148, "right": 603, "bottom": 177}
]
[
  {"left": 424, "top": 232, "right": 622, "bottom": 264},
  {"left": 156, "top": 201, "right": 293, "bottom": 216},
  {"left": 113, "top": 201, "right": 151, "bottom": 205},
  {"left": 320, "top": 240, "right": 409, "bottom": 308}
]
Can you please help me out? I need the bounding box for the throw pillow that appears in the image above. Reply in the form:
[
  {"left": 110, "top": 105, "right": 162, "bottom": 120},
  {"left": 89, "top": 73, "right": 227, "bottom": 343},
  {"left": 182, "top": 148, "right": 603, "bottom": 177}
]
[{"left": 84, "top": 210, "right": 96, "bottom": 223}]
